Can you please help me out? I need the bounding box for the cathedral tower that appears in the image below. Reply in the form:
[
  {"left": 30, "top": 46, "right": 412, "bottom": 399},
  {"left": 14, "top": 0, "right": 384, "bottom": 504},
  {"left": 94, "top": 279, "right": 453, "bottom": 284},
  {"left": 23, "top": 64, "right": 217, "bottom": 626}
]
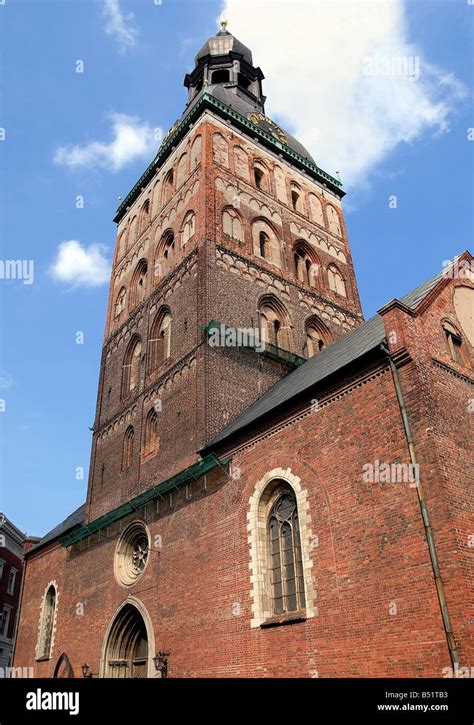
[{"left": 86, "top": 23, "right": 363, "bottom": 523}]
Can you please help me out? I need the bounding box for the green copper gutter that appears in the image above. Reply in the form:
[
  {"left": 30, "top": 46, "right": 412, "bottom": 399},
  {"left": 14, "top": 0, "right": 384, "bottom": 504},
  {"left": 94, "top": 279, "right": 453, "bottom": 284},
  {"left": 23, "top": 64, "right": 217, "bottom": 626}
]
[
  {"left": 203, "top": 319, "right": 305, "bottom": 369},
  {"left": 113, "top": 90, "right": 344, "bottom": 224},
  {"left": 59, "top": 453, "right": 231, "bottom": 547}
]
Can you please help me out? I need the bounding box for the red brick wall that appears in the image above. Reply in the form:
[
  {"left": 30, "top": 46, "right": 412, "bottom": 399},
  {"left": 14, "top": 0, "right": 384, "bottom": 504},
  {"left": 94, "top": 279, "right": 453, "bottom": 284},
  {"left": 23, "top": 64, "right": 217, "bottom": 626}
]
[{"left": 14, "top": 359, "right": 455, "bottom": 677}]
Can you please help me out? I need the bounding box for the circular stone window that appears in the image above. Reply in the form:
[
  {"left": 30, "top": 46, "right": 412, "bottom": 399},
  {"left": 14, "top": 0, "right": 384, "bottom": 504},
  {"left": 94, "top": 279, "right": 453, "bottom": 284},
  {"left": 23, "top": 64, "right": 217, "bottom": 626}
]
[{"left": 114, "top": 521, "right": 150, "bottom": 587}]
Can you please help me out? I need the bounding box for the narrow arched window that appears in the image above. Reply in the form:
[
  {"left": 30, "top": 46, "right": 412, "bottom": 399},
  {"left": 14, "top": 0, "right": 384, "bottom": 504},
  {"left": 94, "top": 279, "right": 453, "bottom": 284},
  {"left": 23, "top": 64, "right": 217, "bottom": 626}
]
[
  {"left": 176, "top": 153, "right": 188, "bottom": 188},
  {"left": 443, "top": 321, "right": 467, "bottom": 366},
  {"left": 138, "top": 200, "right": 150, "bottom": 236},
  {"left": 259, "top": 231, "right": 271, "bottom": 260},
  {"left": 290, "top": 183, "right": 303, "bottom": 213},
  {"left": 253, "top": 161, "right": 268, "bottom": 192},
  {"left": 129, "top": 259, "right": 148, "bottom": 309},
  {"left": 305, "top": 316, "right": 331, "bottom": 357},
  {"left": 121, "top": 335, "right": 142, "bottom": 399},
  {"left": 148, "top": 309, "right": 171, "bottom": 373},
  {"left": 182, "top": 212, "right": 195, "bottom": 245},
  {"left": 191, "top": 135, "right": 202, "bottom": 170},
  {"left": 326, "top": 204, "right": 342, "bottom": 236},
  {"left": 293, "top": 241, "right": 319, "bottom": 287},
  {"left": 162, "top": 169, "right": 174, "bottom": 207},
  {"left": 259, "top": 296, "right": 290, "bottom": 350},
  {"left": 143, "top": 408, "right": 159, "bottom": 456},
  {"left": 328, "top": 264, "right": 346, "bottom": 296},
  {"left": 122, "top": 426, "right": 134, "bottom": 470},
  {"left": 156, "top": 231, "right": 175, "bottom": 279},
  {"left": 37, "top": 585, "right": 56, "bottom": 660},
  {"left": 268, "top": 490, "right": 305, "bottom": 615},
  {"left": 114, "top": 287, "right": 127, "bottom": 318},
  {"left": 222, "top": 208, "right": 243, "bottom": 241}
]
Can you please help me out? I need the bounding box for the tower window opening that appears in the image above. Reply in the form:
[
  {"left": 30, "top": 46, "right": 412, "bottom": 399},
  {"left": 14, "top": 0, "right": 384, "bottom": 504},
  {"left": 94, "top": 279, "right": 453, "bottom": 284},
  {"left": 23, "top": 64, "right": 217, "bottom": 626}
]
[
  {"left": 259, "top": 231, "right": 271, "bottom": 260},
  {"left": 291, "top": 189, "right": 300, "bottom": 211},
  {"left": 238, "top": 73, "right": 251, "bottom": 90},
  {"left": 254, "top": 167, "right": 264, "bottom": 189},
  {"left": 212, "top": 69, "right": 230, "bottom": 84}
]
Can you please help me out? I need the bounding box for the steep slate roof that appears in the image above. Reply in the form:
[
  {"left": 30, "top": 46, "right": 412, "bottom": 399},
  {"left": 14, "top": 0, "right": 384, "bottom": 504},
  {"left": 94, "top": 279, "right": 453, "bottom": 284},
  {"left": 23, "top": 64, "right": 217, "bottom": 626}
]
[
  {"left": 27, "top": 504, "right": 85, "bottom": 555},
  {"left": 203, "top": 257, "right": 468, "bottom": 452},
  {"left": 181, "top": 83, "right": 317, "bottom": 165},
  {"left": 196, "top": 28, "right": 253, "bottom": 66}
]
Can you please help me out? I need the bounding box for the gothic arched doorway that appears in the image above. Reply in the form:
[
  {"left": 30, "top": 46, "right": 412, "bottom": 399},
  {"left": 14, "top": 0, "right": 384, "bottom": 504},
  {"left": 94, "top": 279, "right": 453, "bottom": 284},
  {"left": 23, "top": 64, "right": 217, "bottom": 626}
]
[
  {"left": 102, "top": 601, "right": 153, "bottom": 678},
  {"left": 53, "top": 653, "right": 73, "bottom": 678}
]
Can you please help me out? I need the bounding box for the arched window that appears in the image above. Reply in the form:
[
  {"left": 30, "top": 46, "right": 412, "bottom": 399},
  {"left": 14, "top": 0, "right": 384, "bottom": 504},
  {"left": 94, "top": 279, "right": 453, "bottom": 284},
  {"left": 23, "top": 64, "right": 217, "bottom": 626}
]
[
  {"left": 309, "top": 193, "right": 324, "bottom": 226},
  {"left": 267, "top": 487, "right": 305, "bottom": 615},
  {"left": 114, "top": 286, "right": 127, "bottom": 318},
  {"left": 259, "top": 232, "right": 271, "bottom": 259},
  {"left": 212, "top": 133, "right": 229, "bottom": 167},
  {"left": 36, "top": 585, "right": 56, "bottom": 660},
  {"left": 148, "top": 308, "right": 171, "bottom": 372},
  {"left": 290, "top": 183, "right": 303, "bottom": 213},
  {"left": 176, "top": 153, "right": 188, "bottom": 188},
  {"left": 222, "top": 207, "right": 243, "bottom": 241},
  {"left": 191, "top": 135, "right": 202, "bottom": 170},
  {"left": 161, "top": 169, "right": 174, "bottom": 207},
  {"left": 122, "top": 426, "right": 134, "bottom": 470},
  {"left": 212, "top": 68, "right": 230, "bottom": 84},
  {"left": 121, "top": 335, "right": 142, "bottom": 399},
  {"left": 274, "top": 166, "right": 287, "bottom": 203},
  {"left": 252, "top": 220, "right": 281, "bottom": 266},
  {"left": 253, "top": 161, "right": 268, "bottom": 192},
  {"left": 305, "top": 316, "right": 331, "bottom": 357},
  {"left": 293, "top": 241, "right": 320, "bottom": 287},
  {"left": 129, "top": 259, "right": 148, "bottom": 309},
  {"left": 143, "top": 408, "right": 159, "bottom": 457},
  {"left": 181, "top": 211, "right": 195, "bottom": 245},
  {"left": 328, "top": 264, "right": 346, "bottom": 296},
  {"left": 128, "top": 216, "right": 138, "bottom": 247},
  {"left": 443, "top": 321, "right": 467, "bottom": 366},
  {"left": 152, "top": 179, "right": 161, "bottom": 218},
  {"left": 326, "top": 204, "right": 342, "bottom": 236},
  {"left": 155, "top": 230, "right": 175, "bottom": 279},
  {"left": 117, "top": 226, "right": 128, "bottom": 259},
  {"left": 138, "top": 199, "right": 150, "bottom": 236},
  {"left": 259, "top": 296, "right": 290, "bottom": 349},
  {"left": 233, "top": 146, "right": 249, "bottom": 180}
]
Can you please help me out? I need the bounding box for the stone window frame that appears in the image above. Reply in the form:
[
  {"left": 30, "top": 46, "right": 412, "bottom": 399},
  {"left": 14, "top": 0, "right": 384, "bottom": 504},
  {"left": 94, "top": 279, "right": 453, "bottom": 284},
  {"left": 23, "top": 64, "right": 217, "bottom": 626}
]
[
  {"left": 247, "top": 467, "right": 317, "bottom": 628},
  {"left": 35, "top": 580, "right": 58, "bottom": 661},
  {"left": 7, "top": 566, "right": 17, "bottom": 595}
]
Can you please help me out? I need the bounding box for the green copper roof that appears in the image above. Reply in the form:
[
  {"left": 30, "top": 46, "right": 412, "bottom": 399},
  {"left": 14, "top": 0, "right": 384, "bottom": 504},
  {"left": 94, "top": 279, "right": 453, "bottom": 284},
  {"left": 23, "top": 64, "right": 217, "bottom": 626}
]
[{"left": 59, "top": 453, "right": 230, "bottom": 547}]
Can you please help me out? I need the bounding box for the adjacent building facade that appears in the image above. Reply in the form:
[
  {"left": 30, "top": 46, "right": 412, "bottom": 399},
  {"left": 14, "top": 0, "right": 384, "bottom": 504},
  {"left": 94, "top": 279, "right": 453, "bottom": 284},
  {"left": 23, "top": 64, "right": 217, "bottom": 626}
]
[
  {"left": 13, "top": 25, "right": 473, "bottom": 678},
  {"left": 0, "top": 514, "right": 38, "bottom": 669}
]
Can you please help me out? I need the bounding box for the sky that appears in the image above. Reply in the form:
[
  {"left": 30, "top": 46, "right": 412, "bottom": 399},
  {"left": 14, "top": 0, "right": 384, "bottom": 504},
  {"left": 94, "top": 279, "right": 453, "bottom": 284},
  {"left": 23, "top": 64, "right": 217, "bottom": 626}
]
[{"left": 0, "top": 0, "right": 472, "bottom": 537}]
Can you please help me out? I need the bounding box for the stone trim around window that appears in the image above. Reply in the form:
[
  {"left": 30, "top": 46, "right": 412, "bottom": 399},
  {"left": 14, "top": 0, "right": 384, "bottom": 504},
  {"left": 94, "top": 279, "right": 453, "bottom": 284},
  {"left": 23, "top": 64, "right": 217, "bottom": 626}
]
[
  {"left": 35, "top": 580, "right": 58, "bottom": 662},
  {"left": 247, "top": 467, "right": 318, "bottom": 628}
]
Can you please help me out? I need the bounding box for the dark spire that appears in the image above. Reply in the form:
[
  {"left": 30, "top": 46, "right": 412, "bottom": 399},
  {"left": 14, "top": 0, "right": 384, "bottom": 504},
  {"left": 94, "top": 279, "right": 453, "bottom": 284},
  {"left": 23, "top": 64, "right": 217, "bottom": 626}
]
[{"left": 184, "top": 22, "right": 265, "bottom": 112}]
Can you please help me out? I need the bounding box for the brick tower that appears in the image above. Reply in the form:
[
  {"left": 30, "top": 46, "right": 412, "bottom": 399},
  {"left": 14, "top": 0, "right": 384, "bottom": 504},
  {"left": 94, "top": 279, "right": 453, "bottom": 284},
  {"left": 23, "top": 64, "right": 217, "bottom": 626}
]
[{"left": 85, "top": 22, "right": 363, "bottom": 524}]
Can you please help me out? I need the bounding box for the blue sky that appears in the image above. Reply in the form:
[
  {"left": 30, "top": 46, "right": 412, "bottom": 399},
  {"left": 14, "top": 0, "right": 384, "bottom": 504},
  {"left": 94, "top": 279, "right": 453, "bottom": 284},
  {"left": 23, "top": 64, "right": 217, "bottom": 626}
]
[{"left": 0, "top": 0, "right": 472, "bottom": 537}]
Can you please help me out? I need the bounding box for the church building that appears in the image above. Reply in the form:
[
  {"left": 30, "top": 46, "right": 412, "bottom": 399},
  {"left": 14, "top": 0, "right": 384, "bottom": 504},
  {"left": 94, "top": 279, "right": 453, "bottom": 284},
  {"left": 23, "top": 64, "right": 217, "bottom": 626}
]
[{"left": 13, "top": 24, "right": 473, "bottom": 678}]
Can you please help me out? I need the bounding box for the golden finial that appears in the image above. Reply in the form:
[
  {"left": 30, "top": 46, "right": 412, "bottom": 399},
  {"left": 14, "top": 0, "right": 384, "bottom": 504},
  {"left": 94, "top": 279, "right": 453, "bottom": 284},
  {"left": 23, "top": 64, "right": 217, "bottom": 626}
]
[{"left": 220, "top": 18, "right": 228, "bottom": 30}]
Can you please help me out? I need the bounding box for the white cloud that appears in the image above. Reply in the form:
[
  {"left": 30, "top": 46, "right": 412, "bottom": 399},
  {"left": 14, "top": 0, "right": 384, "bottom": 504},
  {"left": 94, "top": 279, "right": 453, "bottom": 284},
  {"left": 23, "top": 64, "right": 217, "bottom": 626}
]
[
  {"left": 221, "top": 0, "right": 467, "bottom": 189},
  {"left": 53, "top": 113, "right": 159, "bottom": 172},
  {"left": 50, "top": 241, "right": 110, "bottom": 287},
  {"left": 102, "top": 0, "right": 138, "bottom": 52}
]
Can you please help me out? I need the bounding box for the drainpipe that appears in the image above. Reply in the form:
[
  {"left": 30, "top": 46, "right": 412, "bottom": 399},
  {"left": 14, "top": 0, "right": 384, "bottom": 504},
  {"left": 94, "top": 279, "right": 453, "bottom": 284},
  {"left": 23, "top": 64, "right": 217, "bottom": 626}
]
[{"left": 380, "top": 343, "right": 460, "bottom": 672}]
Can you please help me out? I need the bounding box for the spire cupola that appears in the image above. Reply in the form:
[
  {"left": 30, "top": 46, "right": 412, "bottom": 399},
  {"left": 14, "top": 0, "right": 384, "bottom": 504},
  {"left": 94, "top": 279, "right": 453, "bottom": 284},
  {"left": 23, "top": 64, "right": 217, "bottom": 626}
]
[{"left": 184, "top": 21, "right": 266, "bottom": 112}]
